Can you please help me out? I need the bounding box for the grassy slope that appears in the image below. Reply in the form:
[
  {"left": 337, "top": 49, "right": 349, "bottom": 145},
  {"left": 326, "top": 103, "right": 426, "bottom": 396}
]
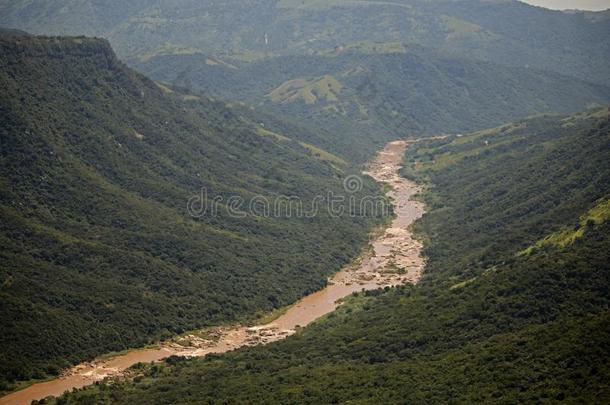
[
  {"left": 55, "top": 109, "right": 610, "bottom": 403},
  {"left": 0, "top": 36, "right": 384, "bottom": 388}
]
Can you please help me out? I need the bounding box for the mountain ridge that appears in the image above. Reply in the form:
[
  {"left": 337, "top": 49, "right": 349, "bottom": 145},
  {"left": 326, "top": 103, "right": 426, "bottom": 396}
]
[
  {"left": 1, "top": 0, "right": 608, "bottom": 84},
  {"left": 133, "top": 45, "right": 610, "bottom": 162}
]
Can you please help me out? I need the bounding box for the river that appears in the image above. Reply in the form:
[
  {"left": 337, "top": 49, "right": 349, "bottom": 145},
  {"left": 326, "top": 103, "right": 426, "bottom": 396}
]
[{"left": 0, "top": 139, "right": 425, "bottom": 405}]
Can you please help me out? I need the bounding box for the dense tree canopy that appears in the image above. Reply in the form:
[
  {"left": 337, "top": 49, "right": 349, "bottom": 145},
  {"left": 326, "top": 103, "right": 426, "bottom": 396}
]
[
  {"left": 0, "top": 36, "right": 385, "bottom": 390},
  {"left": 52, "top": 108, "right": 610, "bottom": 404}
]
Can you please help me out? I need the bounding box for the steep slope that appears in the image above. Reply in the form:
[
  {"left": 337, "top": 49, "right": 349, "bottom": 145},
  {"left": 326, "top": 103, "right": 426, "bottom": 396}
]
[
  {"left": 1, "top": 0, "right": 608, "bottom": 84},
  {"left": 0, "top": 36, "right": 383, "bottom": 389},
  {"left": 135, "top": 48, "right": 610, "bottom": 162},
  {"left": 58, "top": 108, "right": 610, "bottom": 403}
]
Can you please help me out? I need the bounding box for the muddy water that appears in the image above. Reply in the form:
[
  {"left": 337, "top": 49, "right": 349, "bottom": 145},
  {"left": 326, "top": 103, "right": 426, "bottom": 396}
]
[{"left": 0, "top": 140, "right": 425, "bottom": 405}]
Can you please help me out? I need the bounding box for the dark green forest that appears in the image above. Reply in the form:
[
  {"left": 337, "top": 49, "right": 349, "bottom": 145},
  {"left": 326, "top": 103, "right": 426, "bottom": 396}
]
[
  {"left": 52, "top": 109, "right": 610, "bottom": 403},
  {"left": 1, "top": 1, "right": 610, "bottom": 401},
  {"left": 0, "top": 36, "right": 385, "bottom": 390}
]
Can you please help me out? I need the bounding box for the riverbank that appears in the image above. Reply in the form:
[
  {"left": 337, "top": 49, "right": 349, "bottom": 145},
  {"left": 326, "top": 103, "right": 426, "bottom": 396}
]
[{"left": 0, "top": 139, "right": 426, "bottom": 405}]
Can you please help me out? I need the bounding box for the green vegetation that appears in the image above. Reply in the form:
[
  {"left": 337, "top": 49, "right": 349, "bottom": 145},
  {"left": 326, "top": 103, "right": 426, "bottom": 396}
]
[
  {"left": 267, "top": 75, "right": 343, "bottom": 105},
  {"left": 135, "top": 48, "right": 610, "bottom": 164},
  {"left": 519, "top": 198, "right": 609, "bottom": 256},
  {"left": 2, "top": 0, "right": 609, "bottom": 85},
  {"left": 319, "top": 41, "right": 408, "bottom": 56},
  {"left": 1, "top": 1, "right": 610, "bottom": 401},
  {"left": 54, "top": 109, "right": 610, "bottom": 403},
  {"left": 0, "top": 36, "right": 386, "bottom": 390},
  {"left": 3, "top": 1, "right": 610, "bottom": 165}
]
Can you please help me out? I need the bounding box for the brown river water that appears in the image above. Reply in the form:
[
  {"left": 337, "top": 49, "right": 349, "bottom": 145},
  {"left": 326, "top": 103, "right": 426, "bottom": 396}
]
[{"left": 0, "top": 139, "right": 425, "bottom": 405}]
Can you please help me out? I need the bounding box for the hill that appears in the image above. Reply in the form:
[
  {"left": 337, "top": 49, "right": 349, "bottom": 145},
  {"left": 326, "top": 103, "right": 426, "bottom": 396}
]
[
  {"left": 0, "top": 35, "right": 384, "bottom": 390},
  {"left": 56, "top": 108, "right": 610, "bottom": 403},
  {"left": 134, "top": 48, "right": 610, "bottom": 162},
  {"left": 4, "top": 1, "right": 609, "bottom": 164},
  {"left": 1, "top": 0, "right": 608, "bottom": 85}
]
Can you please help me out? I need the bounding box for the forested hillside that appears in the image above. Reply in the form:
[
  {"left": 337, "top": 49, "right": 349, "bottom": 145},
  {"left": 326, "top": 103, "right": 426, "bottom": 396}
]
[
  {"left": 3, "top": 1, "right": 608, "bottom": 164},
  {"left": 134, "top": 48, "right": 610, "bottom": 162},
  {"left": 56, "top": 109, "right": 610, "bottom": 403},
  {"left": 1, "top": 0, "right": 609, "bottom": 85},
  {"left": 2, "top": 1, "right": 609, "bottom": 402},
  {"left": 0, "top": 36, "right": 384, "bottom": 390}
]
